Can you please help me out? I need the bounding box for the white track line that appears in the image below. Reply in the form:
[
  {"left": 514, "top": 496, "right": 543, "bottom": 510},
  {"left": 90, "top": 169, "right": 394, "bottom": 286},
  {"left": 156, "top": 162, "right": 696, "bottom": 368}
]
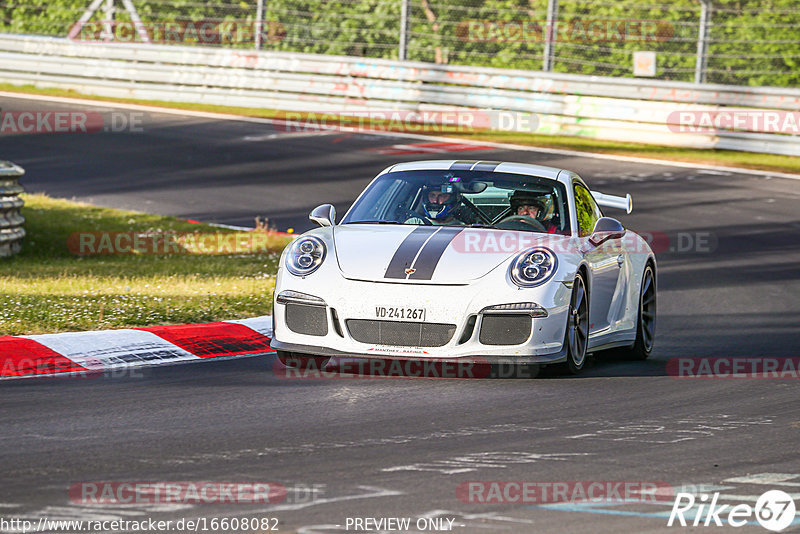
[{"left": 2, "top": 90, "right": 799, "bottom": 182}]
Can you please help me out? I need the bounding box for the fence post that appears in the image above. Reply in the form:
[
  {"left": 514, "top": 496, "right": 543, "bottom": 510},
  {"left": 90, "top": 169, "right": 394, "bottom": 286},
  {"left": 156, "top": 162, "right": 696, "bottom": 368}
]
[
  {"left": 255, "top": 0, "right": 265, "bottom": 50},
  {"left": 695, "top": 0, "right": 712, "bottom": 84},
  {"left": 542, "top": 0, "right": 558, "bottom": 71},
  {"left": 102, "top": 0, "right": 115, "bottom": 41},
  {"left": 399, "top": 0, "right": 410, "bottom": 60},
  {"left": 71, "top": 0, "right": 150, "bottom": 42},
  {"left": 0, "top": 161, "right": 26, "bottom": 258}
]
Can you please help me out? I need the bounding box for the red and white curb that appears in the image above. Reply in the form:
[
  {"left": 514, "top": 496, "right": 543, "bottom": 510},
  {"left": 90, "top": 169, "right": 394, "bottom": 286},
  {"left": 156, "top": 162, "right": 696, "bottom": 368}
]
[{"left": 0, "top": 317, "right": 274, "bottom": 379}]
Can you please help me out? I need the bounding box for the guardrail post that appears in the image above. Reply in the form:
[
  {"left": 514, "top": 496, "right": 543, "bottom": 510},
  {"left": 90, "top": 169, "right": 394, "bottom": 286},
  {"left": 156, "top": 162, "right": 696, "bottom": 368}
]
[
  {"left": 255, "top": 0, "right": 265, "bottom": 50},
  {"left": 399, "top": 0, "right": 410, "bottom": 60},
  {"left": 695, "top": 0, "right": 712, "bottom": 84},
  {"left": 0, "top": 161, "right": 26, "bottom": 258},
  {"left": 542, "top": 0, "right": 558, "bottom": 72}
]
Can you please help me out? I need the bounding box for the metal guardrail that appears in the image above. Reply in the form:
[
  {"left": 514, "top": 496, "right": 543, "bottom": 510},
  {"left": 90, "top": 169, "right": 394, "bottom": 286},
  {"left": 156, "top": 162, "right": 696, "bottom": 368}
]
[
  {"left": 0, "top": 161, "right": 25, "bottom": 258},
  {"left": 0, "top": 34, "right": 798, "bottom": 156}
]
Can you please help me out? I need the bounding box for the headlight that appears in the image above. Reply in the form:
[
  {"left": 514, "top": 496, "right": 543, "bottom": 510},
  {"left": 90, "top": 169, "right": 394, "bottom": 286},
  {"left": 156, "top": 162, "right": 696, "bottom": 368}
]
[
  {"left": 509, "top": 247, "right": 558, "bottom": 288},
  {"left": 275, "top": 290, "right": 326, "bottom": 306},
  {"left": 481, "top": 302, "right": 548, "bottom": 317},
  {"left": 286, "top": 236, "right": 326, "bottom": 276}
]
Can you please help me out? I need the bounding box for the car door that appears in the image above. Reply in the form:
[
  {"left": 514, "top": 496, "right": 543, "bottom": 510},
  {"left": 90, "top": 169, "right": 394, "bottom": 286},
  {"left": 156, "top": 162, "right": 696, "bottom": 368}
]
[{"left": 574, "top": 182, "right": 622, "bottom": 333}]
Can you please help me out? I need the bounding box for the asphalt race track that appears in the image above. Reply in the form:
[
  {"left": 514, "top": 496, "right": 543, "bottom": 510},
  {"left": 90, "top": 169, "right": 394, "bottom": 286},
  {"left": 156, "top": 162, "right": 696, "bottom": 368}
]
[{"left": 1, "top": 95, "right": 799, "bottom": 533}]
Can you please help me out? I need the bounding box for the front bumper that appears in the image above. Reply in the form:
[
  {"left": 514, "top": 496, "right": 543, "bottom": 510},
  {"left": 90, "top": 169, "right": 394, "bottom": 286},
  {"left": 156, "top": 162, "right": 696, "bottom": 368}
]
[
  {"left": 271, "top": 271, "right": 572, "bottom": 363},
  {"left": 270, "top": 338, "right": 567, "bottom": 364}
]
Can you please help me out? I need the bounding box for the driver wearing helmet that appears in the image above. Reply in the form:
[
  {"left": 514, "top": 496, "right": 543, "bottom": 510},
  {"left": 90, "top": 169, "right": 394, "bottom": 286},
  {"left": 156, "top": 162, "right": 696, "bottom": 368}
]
[
  {"left": 424, "top": 186, "right": 460, "bottom": 221},
  {"left": 405, "top": 183, "right": 464, "bottom": 225},
  {"left": 506, "top": 191, "right": 558, "bottom": 233}
]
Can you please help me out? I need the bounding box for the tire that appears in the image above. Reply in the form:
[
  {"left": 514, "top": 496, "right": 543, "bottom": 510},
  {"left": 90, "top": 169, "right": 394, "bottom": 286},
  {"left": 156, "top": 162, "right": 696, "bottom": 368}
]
[
  {"left": 558, "top": 272, "right": 589, "bottom": 375},
  {"left": 276, "top": 350, "right": 330, "bottom": 370},
  {"left": 626, "top": 264, "right": 656, "bottom": 360}
]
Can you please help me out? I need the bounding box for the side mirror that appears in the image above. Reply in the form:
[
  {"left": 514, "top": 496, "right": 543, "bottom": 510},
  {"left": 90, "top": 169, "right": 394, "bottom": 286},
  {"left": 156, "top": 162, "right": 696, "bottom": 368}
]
[
  {"left": 309, "top": 204, "right": 336, "bottom": 227},
  {"left": 589, "top": 217, "right": 625, "bottom": 247}
]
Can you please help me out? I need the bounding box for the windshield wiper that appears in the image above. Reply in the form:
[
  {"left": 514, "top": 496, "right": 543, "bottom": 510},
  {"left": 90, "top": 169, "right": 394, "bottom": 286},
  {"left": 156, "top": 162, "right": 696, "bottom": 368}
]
[{"left": 466, "top": 223, "right": 497, "bottom": 229}]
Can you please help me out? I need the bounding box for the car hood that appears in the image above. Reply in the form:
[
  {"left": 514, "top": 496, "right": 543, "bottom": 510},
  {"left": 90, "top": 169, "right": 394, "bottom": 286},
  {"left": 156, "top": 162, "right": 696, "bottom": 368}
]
[{"left": 333, "top": 224, "right": 571, "bottom": 284}]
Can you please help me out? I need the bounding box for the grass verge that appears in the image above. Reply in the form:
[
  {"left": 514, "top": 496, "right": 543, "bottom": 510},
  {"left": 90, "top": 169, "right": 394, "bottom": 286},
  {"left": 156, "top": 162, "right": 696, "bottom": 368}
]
[
  {"left": 0, "top": 194, "right": 292, "bottom": 335},
  {"left": 2, "top": 83, "right": 799, "bottom": 175}
]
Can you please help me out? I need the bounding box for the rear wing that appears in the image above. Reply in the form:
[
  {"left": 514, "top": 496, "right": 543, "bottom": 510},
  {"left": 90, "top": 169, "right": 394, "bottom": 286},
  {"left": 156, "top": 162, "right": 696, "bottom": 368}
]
[{"left": 591, "top": 191, "right": 633, "bottom": 214}]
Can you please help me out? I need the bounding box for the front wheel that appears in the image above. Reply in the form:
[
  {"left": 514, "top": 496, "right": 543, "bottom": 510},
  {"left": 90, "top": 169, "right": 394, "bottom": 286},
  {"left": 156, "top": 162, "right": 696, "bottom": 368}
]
[
  {"left": 558, "top": 272, "right": 589, "bottom": 375},
  {"left": 277, "top": 350, "right": 330, "bottom": 370}
]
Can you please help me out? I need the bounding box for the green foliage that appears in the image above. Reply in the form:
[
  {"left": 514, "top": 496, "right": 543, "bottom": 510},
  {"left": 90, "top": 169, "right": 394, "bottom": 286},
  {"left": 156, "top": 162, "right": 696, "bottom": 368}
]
[
  {"left": 0, "top": 0, "right": 87, "bottom": 35},
  {"left": 572, "top": 184, "right": 598, "bottom": 237},
  {"left": 706, "top": 2, "right": 800, "bottom": 86},
  {"left": 1, "top": 0, "right": 798, "bottom": 86}
]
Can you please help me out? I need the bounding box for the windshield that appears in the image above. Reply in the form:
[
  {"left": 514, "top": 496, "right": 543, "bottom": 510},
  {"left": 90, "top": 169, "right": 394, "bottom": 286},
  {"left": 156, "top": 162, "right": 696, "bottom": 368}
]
[{"left": 341, "top": 169, "right": 571, "bottom": 235}]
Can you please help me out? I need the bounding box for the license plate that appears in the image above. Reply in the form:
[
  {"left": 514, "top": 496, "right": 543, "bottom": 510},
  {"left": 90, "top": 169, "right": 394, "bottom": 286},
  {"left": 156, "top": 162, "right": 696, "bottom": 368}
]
[{"left": 375, "top": 306, "right": 426, "bottom": 321}]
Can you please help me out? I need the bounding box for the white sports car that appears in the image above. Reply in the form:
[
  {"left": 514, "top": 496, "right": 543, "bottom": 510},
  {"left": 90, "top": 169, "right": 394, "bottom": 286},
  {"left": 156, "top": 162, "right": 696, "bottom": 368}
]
[{"left": 271, "top": 160, "right": 656, "bottom": 375}]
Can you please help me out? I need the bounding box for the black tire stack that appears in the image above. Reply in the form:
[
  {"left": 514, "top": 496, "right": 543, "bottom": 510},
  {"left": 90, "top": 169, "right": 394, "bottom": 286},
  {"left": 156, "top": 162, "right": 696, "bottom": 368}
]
[{"left": 0, "top": 161, "right": 26, "bottom": 258}]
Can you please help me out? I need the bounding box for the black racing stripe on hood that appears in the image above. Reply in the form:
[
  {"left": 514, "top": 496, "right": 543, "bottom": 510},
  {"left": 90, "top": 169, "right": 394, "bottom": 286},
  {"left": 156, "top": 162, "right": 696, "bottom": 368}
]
[
  {"left": 408, "top": 227, "right": 464, "bottom": 280},
  {"left": 449, "top": 160, "right": 478, "bottom": 171},
  {"left": 384, "top": 226, "right": 438, "bottom": 279}
]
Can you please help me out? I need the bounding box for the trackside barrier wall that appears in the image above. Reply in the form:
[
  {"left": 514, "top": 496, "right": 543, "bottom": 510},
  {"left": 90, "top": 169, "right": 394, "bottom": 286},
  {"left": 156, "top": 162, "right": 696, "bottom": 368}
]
[
  {"left": 0, "top": 34, "right": 798, "bottom": 155},
  {"left": 0, "top": 161, "right": 25, "bottom": 257}
]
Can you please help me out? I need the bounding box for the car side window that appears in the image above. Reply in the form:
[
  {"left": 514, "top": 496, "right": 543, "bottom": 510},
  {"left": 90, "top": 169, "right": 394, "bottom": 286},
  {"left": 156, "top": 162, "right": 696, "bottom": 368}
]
[{"left": 573, "top": 183, "right": 602, "bottom": 237}]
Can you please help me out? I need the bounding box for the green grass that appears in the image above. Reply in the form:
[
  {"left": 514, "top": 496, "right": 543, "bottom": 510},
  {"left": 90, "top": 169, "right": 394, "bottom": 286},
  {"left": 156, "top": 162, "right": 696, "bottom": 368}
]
[
  {"left": 0, "top": 194, "right": 293, "bottom": 335},
  {"left": 2, "top": 82, "right": 799, "bottom": 175}
]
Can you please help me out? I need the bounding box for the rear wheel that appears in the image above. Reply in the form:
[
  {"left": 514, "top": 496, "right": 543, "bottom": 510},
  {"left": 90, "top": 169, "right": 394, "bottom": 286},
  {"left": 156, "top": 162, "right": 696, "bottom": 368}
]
[
  {"left": 558, "top": 272, "right": 589, "bottom": 375},
  {"left": 626, "top": 264, "right": 656, "bottom": 360},
  {"left": 276, "top": 350, "right": 330, "bottom": 370}
]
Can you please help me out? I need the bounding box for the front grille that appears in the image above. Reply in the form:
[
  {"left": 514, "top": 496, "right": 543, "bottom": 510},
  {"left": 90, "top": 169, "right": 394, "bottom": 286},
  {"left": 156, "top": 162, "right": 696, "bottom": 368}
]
[
  {"left": 479, "top": 314, "right": 532, "bottom": 345},
  {"left": 346, "top": 319, "right": 456, "bottom": 347},
  {"left": 285, "top": 303, "right": 328, "bottom": 336}
]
